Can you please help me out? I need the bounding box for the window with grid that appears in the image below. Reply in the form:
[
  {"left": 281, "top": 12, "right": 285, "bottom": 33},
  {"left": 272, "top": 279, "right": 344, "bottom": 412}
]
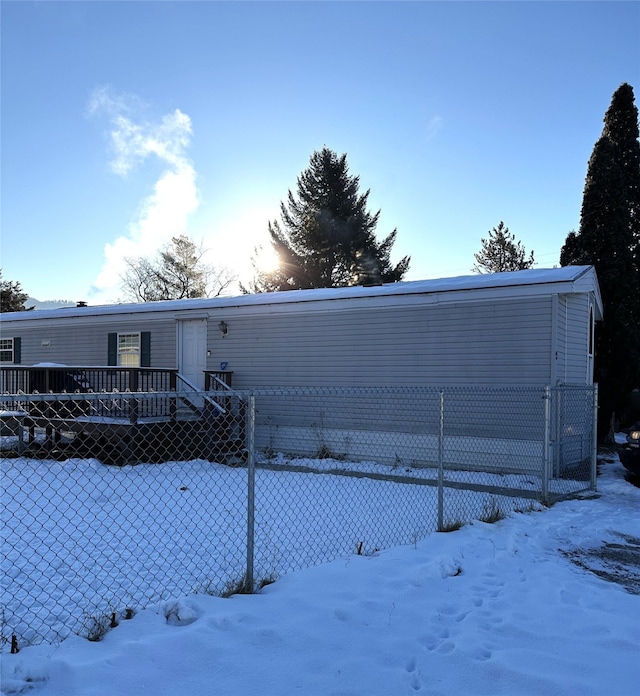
[
  {"left": 0, "top": 338, "right": 14, "bottom": 362},
  {"left": 118, "top": 333, "right": 141, "bottom": 367}
]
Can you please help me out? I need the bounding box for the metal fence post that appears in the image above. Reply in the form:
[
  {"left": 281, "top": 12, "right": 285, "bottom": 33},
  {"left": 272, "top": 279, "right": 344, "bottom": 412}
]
[
  {"left": 437, "top": 389, "right": 444, "bottom": 531},
  {"left": 591, "top": 384, "right": 598, "bottom": 491},
  {"left": 245, "top": 393, "right": 256, "bottom": 592},
  {"left": 542, "top": 386, "right": 551, "bottom": 504}
]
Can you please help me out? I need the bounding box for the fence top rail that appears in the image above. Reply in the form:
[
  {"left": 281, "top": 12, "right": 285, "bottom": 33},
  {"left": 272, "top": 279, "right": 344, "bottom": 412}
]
[
  {"left": 0, "top": 366, "right": 178, "bottom": 372},
  {"left": 0, "top": 390, "right": 236, "bottom": 404},
  {"left": 238, "top": 384, "right": 596, "bottom": 397}
]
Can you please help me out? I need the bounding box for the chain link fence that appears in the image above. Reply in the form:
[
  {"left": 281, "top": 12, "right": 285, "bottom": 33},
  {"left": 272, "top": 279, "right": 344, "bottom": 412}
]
[{"left": 1, "top": 384, "right": 596, "bottom": 651}]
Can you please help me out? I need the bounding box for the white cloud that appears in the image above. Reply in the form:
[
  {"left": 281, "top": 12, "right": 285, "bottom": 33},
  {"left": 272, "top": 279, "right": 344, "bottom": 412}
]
[{"left": 87, "top": 87, "right": 199, "bottom": 303}]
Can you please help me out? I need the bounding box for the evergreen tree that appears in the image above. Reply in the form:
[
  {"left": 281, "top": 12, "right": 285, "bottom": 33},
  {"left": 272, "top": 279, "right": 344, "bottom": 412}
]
[
  {"left": 472, "top": 222, "right": 535, "bottom": 273},
  {"left": 247, "top": 147, "right": 410, "bottom": 292},
  {"left": 121, "top": 235, "right": 236, "bottom": 301},
  {"left": 560, "top": 82, "right": 640, "bottom": 437},
  {"left": 0, "top": 270, "right": 31, "bottom": 312}
]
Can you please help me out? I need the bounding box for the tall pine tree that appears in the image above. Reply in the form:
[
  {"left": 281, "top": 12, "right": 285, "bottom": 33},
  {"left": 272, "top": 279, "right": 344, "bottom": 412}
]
[
  {"left": 560, "top": 83, "right": 640, "bottom": 437},
  {"left": 248, "top": 148, "right": 410, "bottom": 292}
]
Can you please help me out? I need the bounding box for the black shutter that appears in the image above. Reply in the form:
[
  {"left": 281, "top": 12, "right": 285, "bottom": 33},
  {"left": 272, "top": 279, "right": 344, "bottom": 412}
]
[
  {"left": 13, "top": 337, "right": 21, "bottom": 364},
  {"left": 140, "top": 332, "right": 151, "bottom": 367},
  {"left": 107, "top": 333, "right": 117, "bottom": 366}
]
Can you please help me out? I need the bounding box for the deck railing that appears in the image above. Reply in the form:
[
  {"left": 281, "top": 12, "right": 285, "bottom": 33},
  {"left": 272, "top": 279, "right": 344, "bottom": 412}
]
[
  {"left": 0, "top": 366, "right": 234, "bottom": 424},
  {"left": 0, "top": 365, "right": 179, "bottom": 395},
  {"left": 1, "top": 366, "right": 234, "bottom": 396},
  {"left": 204, "top": 370, "right": 233, "bottom": 391}
]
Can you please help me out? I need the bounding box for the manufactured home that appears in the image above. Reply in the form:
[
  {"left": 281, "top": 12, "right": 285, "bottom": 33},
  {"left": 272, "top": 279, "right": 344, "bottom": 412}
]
[
  {"left": 0, "top": 266, "right": 602, "bottom": 476},
  {"left": 0, "top": 266, "right": 602, "bottom": 388}
]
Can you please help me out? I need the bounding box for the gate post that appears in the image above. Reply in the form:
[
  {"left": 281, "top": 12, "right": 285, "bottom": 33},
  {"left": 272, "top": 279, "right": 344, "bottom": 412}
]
[
  {"left": 591, "top": 384, "right": 598, "bottom": 491},
  {"left": 245, "top": 394, "right": 256, "bottom": 592},
  {"left": 542, "top": 386, "right": 551, "bottom": 504}
]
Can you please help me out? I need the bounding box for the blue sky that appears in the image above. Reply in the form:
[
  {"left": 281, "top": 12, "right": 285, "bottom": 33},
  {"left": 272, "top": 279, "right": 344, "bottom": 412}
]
[{"left": 1, "top": 1, "right": 639, "bottom": 304}]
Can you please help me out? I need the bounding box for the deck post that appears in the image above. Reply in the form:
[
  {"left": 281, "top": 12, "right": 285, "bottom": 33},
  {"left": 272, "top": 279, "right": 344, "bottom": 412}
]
[
  {"left": 169, "top": 371, "right": 177, "bottom": 422},
  {"left": 128, "top": 369, "right": 140, "bottom": 424},
  {"left": 129, "top": 369, "right": 139, "bottom": 392},
  {"left": 129, "top": 397, "right": 139, "bottom": 425}
]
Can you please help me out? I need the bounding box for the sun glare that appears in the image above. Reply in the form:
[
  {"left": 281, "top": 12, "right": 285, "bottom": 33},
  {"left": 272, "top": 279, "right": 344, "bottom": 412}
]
[
  {"left": 254, "top": 244, "right": 279, "bottom": 274},
  {"left": 200, "top": 207, "right": 281, "bottom": 285}
]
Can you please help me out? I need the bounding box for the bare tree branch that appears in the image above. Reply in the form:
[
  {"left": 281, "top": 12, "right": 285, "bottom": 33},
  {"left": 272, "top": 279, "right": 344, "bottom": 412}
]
[{"left": 120, "top": 236, "right": 237, "bottom": 301}]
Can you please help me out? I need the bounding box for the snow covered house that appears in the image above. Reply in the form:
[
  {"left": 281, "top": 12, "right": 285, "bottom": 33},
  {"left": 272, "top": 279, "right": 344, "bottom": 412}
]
[
  {"left": 0, "top": 266, "right": 602, "bottom": 389},
  {"left": 0, "top": 266, "right": 602, "bottom": 477}
]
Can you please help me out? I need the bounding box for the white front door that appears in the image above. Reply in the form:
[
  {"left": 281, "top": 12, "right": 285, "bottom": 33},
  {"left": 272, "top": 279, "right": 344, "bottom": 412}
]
[{"left": 177, "top": 319, "right": 208, "bottom": 389}]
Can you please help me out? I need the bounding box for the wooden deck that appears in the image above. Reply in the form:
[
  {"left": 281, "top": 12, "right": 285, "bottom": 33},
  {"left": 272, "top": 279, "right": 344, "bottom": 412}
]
[{"left": 1, "top": 367, "right": 245, "bottom": 465}]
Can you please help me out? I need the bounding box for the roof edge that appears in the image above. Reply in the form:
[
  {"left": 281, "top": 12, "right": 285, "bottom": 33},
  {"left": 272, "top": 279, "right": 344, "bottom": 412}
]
[{"left": 0, "top": 266, "right": 600, "bottom": 323}]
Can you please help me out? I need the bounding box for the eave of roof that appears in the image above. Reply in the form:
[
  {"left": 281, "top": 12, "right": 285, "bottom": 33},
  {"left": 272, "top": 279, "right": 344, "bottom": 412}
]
[{"left": 0, "top": 265, "right": 602, "bottom": 324}]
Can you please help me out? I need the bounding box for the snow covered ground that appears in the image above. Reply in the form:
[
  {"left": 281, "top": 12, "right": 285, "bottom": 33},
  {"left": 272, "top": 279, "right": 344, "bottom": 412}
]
[
  {"left": 1, "top": 451, "right": 546, "bottom": 651},
  {"left": 1, "top": 452, "right": 639, "bottom": 695}
]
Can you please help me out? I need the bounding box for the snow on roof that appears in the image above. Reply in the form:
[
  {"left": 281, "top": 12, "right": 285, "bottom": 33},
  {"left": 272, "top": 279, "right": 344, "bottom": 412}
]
[{"left": 1, "top": 266, "right": 601, "bottom": 322}]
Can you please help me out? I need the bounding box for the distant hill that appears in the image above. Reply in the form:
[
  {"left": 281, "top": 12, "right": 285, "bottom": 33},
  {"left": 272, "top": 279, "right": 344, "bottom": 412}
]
[{"left": 27, "top": 297, "right": 76, "bottom": 310}]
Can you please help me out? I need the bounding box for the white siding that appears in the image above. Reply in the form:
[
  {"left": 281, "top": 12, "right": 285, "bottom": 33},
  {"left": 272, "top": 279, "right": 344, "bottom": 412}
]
[
  {"left": 555, "top": 295, "right": 568, "bottom": 383},
  {"left": 564, "top": 294, "right": 590, "bottom": 383},
  {"left": 207, "top": 296, "right": 554, "bottom": 388},
  {"left": 13, "top": 318, "right": 177, "bottom": 368}
]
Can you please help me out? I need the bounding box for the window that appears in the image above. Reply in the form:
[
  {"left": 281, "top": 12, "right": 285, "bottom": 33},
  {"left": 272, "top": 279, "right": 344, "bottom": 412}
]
[
  {"left": 118, "top": 333, "right": 141, "bottom": 367},
  {"left": 0, "top": 338, "right": 14, "bottom": 362},
  {"left": 108, "top": 331, "right": 150, "bottom": 367}
]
